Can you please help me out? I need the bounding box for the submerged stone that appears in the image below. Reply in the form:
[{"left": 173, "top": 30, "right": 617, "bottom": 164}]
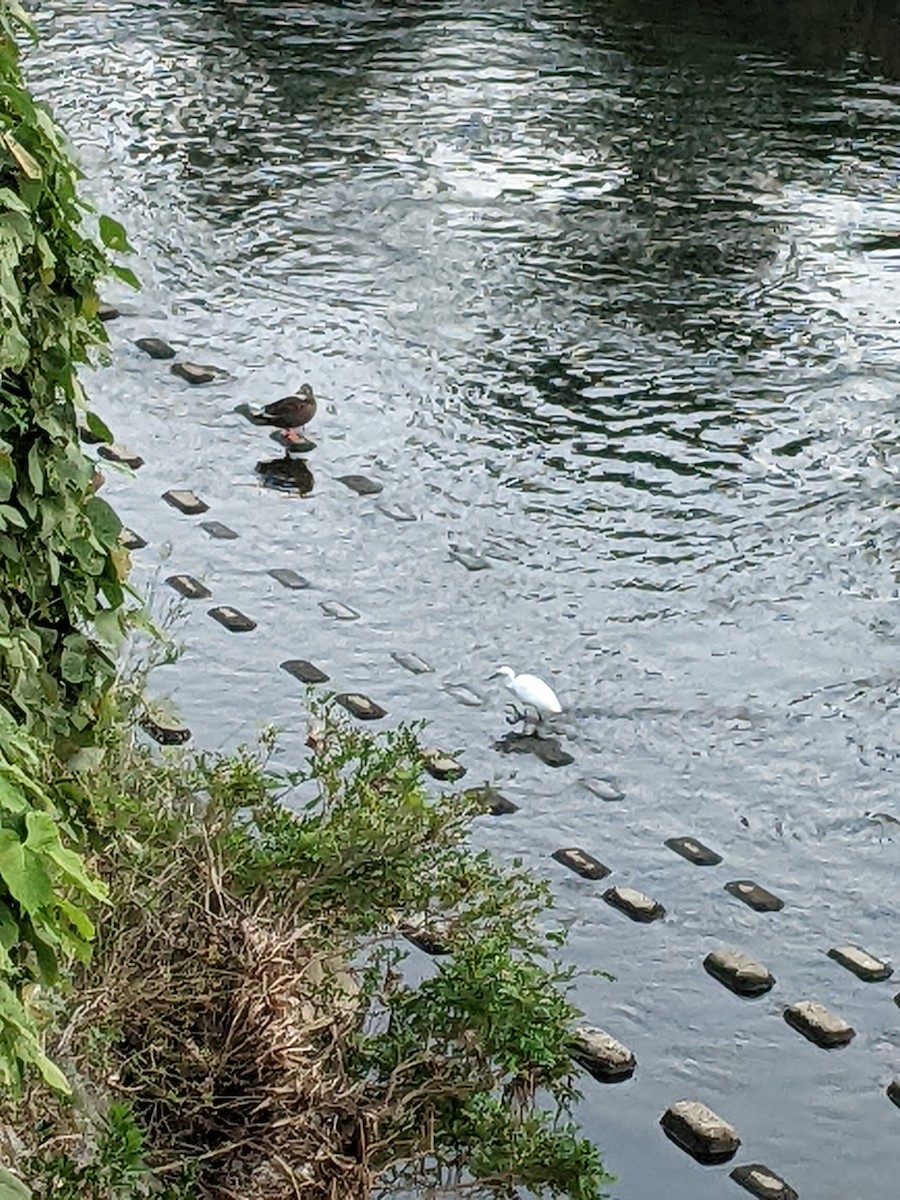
[
  {"left": 888, "top": 1080, "right": 900, "bottom": 1109},
  {"left": 98, "top": 443, "right": 144, "bottom": 469},
  {"left": 666, "top": 836, "right": 723, "bottom": 866},
  {"left": 704, "top": 950, "right": 775, "bottom": 997},
  {"left": 494, "top": 731, "right": 574, "bottom": 767},
  {"left": 603, "top": 885, "right": 665, "bottom": 923},
  {"left": 443, "top": 682, "right": 484, "bottom": 708},
  {"left": 165, "top": 574, "right": 211, "bottom": 600},
  {"left": 200, "top": 521, "right": 239, "bottom": 540},
  {"left": 119, "top": 528, "right": 147, "bottom": 550},
  {"left": 171, "top": 361, "right": 221, "bottom": 385},
  {"left": 464, "top": 785, "right": 518, "bottom": 815},
  {"left": 725, "top": 880, "right": 784, "bottom": 912},
  {"left": 449, "top": 549, "right": 490, "bottom": 572},
  {"left": 377, "top": 501, "right": 417, "bottom": 522},
  {"left": 424, "top": 750, "right": 466, "bottom": 782},
  {"left": 268, "top": 568, "right": 311, "bottom": 590},
  {"left": 783, "top": 1000, "right": 854, "bottom": 1048},
  {"left": 97, "top": 302, "right": 120, "bottom": 322},
  {"left": 570, "top": 1027, "right": 636, "bottom": 1082},
  {"left": 280, "top": 660, "right": 329, "bottom": 685},
  {"left": 135, "top": 336, "right": 175, "bottom": 360},
  {"left": 552, "top": 848, "right": 610, "bottom": 881},
  {"left": 827, "top": 944, "right": 893, "bottom": 982},
  {"left": 208, "top": 606, "right": 257, "bottom": 633},
  {"left": 320, "top": 600, "right": 359, "bottom": 621},
  {"left": 337, "top": 474, "right": 383, "bottom": 496},
  {"left": 730, "top": 1163, "right": 798, "bottom": 1200},
  {"left": 335, "top": 693, "right": 386, "bottom": 720},
  {"left": 163, "top": 489, "right": 209, "bottom": 516},
  {"left": 584, "top": 778, "right": 625, "bottom": 802},
  {"left": 391, "top": 651, "right": 433, "bottom": 675},
  {"left": 140, "top": 712, "right": 190, "bottom": 746},
  {"left": 660, "top": 1100, "right": 740, "bottom": 1164}
]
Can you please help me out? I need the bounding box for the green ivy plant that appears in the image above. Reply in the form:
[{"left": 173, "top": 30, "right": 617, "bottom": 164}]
[{"left": 0, "top": 0, "right": 137, "bottom": 754}]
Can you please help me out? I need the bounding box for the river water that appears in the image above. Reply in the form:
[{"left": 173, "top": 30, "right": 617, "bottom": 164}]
[{"left": 28, "top": 2, "right": 899, "bottom": 1197}]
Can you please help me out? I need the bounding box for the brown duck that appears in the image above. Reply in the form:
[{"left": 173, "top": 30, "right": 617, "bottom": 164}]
[{"left": 235, "top": 384, "right": 317, "bottom": 442}]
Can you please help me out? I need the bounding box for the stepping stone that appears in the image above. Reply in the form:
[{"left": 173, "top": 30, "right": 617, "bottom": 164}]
[
  {"left": 391, "top": 651, "right": 433, "bottom": 675},
  {"left": 666, "top": 836, "right": 722, "bottom": 866},
  {"left": 495, "top": 731, "right": 574, "bottom": 767},
  {"left": 783, "top": 1000, "right": 854, "bottom": 1048},
  {"left": 208, "top": 606, "right": 256, "bottom": 633},
  {"left": 335, "top": 693, "right": 386, "bottom": 720},
  {"left": 463, "top": 785, "right": 518, "bottom": 815},
  {"left": 400, "top": 921, "right": 451, "bottom": 956},
  {"left": 424, "top": 750, "right": 466, "bottom": 782},
  {"left": 200, "top": 521, "right": 238, "bottom": 540},
  {"left": 337, "top": 474, "right": 383, "bottom": 496},
  {"left": 98, "top": 443, "right": 144, "bottom": 469},
  {"left": 171, "top": 361, "right": 220, "bottom": 385},
  {"left": 450, "top": 549, "right": 490, "bottom": 572},
  {"left": 119, "top": 528, "right": 146, "bottom": 550},
  {"left": 443, "top": 682, "right": 483, "bottom": 707},
  {"left": 888, "top": 1080, "right": 900, "bottom": 1109},
  {"left": 603, "top": 885, "right": 665, "bottom": 923},
  {"left": 570, "top": 1027, "right": 636, "bottom": 1083},
  {"left": 552, "top": 848, "right": 610, "bottom": 880},
  {"left": 660, "top": 1100, "right": 740, "bottom": 1164},
  {"left": 97, "top": 302, "right": 120, "bottom": 322},
  {"left": 704, "top": 950, "right": 775, "bottom": 997},
  {"left": 135, "top": 336, "right": 175, "bottom": 360},
  {"left": 895, "top": 992, "right": 900, "bottom": 1008},
  {"left": 270, "top": 430, "right": 316, "bottom": 453},
  {"left": 725, "top": 880, "right": 784, "bottom": 912},
  {"left": 827, "top": 944, "right": 892, "bottom": 982},
  {"left": 320, "top": 600, "right": 359, "bottom": 621},
  {"left": 269, "top": 568, "right": 311, "bottom": 590},
  {"left": 163, "top": 489, "right": 209, "bottom": 516},
  {"left": 731, "top": 1163, "right": 798, "bottom": 1200},
  {"left": 140, "top": 711, "right": 190, "bottom": 746},
  {"left": 584, "top": 779, "right": 625, "bottom": 802},
  {"left": 165, "top": 574, "right": 211, "bottom": 600},
  {"left": 377, "top": 501, "right": 416, "bottom": 522},
  {"left": 280, "top": 659, "right": 329, "bottom": 685}
]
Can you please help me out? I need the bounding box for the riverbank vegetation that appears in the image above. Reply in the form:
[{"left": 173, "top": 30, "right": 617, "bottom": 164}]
[{"left": 0, "top": 4, "right": 610, "bottom": 1198}]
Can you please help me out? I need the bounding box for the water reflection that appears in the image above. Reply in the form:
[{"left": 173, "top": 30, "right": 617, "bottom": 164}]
[{"left": 254, "top": 455, "right": 315, "bottom": 495}]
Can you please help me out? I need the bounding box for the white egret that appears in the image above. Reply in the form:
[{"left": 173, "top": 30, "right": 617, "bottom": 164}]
[{"left": 494, "top": 666, "right": 562, "bottom": 731}]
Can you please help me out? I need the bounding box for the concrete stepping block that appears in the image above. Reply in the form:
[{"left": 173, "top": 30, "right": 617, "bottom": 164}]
[
  {"left": 660, "top": 1100, "right": 740, "bottom": 1164},
  {"left": 450, "top": 549, "right": 490, "bottom": 571},
  {"left": 888, "top": 1080, "right": 900, "bottom": 1109},
  {"left": 165, "top": 574, "right": 211, "bottom": 600},
  {"left": 827, "top": 944, "right": 893, "bottom": 982},
  {"left": 552, "top": 848, "right": 610, "bottom": 881},
  {"left": 336, "top": 693, "right": 386, "bottom": 720},
  {"left": 570, "top": 1027, "right": 636, "bottom": 1083},
  {"left": 269, "top": 568, "right": 311, "bottom": 590},
  {"left": 140, "top": 712, "right": 190, "bottom": 746},
  {"left": 270, "top": 429, "right": 316, "bottom": 453},
  {"left": 170, "top": 361, "right": 221, "bottom": 385},
  {"left": 163, "top": 489, "right": 209, "bottom": 516},
  {"left": 320, "top": 600, "right": 359, "bottom": 621},
  {"left": 280, "top": 659, "right": 329, "bottom": 685},
  {"left": 208, "top": 606, "right": 256, "bottom": 633},
  {"left": 584, "top": 778, "right": 625, "bottom": 802},
  {"left": 443, "top": 682, "right": 484, "bottom": 707},
  {"left": 704, "top": 950, "right": 775, "bottom": 997},
  {"left": 731, "top": 1163, "right": 798, "bottom": 1200},
  {"left": 400, "top": 921, "right": 451, "bottom": 955},
  {"left": 337, "top": 474, "right": 383, "bottom": 496},
  {"left": 200, "top": 520, "right": 238, "bottom": 540},
  {"left": 97, "top": 302, "right": 120, "bottom": 322},
  {"left": 666, "top": 836, "right": 722, "bottom": 866},
  {"left": 98, "top": 443, "right": 144, "bottom": 469},
  {"left": 119, "top": 528, "right": 146, "bottom": 550},
  {"left": 463, "top": 785, "right": 518, "bottom": 815},
  {"left": 783, "top": 1000, "right": 854, "bottom": 1048},
  {"left": 391, "top": 651, "right": 433, "bottom": 674},
  {"left": 725, "top": 880, "right": 784, "bottom": 912},
  {"left": 376, "top": 501, "right": 416, "bottom": 522},
  {"left": 135, "top": 336, "right": 175, "bottom": 360},
  {"left": 603, "top": 885, "right": 665, "bottom": 923},
  {"left": 424, "top": 749, "right": 466, "bottom": 782}
]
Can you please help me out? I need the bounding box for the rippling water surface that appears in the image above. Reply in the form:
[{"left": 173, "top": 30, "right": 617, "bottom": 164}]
[{"left": 28, "top": 2, "right": 899, "bottom": 1196}]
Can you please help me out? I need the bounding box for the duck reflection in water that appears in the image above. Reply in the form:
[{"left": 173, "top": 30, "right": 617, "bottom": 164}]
[{"left": 255, "top": 455, "right": 314, "bottom": 496}]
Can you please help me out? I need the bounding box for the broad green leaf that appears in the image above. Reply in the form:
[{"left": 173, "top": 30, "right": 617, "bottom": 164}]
[
  {"left": 83, "top": 410, "right": 113, "bottom": 444},
  {"left": 24, "top": 812, "right": 108, "bottom": 902},
  {"left": 0, "top": 505, "right": 25, "bottom": 529},
  {"left": 98, "top": 214, "right": 131, "bottom": 253},
  {"left": 25, "top": 445, "right": 42, "bottom": 495},
  {"left": 0, "top": 132, "right": 40, "bottom": 180},
  {"left": 0, "top": 774, "right": 26, "bottom": 814},
  {"left": 0, "top": 188, "right": 28, "bottom": 214},
  {"left": 0, "top": 831, "right": 53, "bottom": 914},
  {"left": 84, "top": 495, "right": 121, "bottom": 545},
  {"left": 0, "top": 1164, "right": 32, "bottom": 1199},
  {"left": 109, "top": 263, "right": 139, "bottom": 289}
]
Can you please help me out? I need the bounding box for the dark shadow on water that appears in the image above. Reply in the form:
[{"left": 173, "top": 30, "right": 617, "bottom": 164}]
[
  {"left": 494, "top": 730, "right": 575, "bottom": 768},
  {"left": 255, "top": 456, "right": 314, "bottom": 496}
]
